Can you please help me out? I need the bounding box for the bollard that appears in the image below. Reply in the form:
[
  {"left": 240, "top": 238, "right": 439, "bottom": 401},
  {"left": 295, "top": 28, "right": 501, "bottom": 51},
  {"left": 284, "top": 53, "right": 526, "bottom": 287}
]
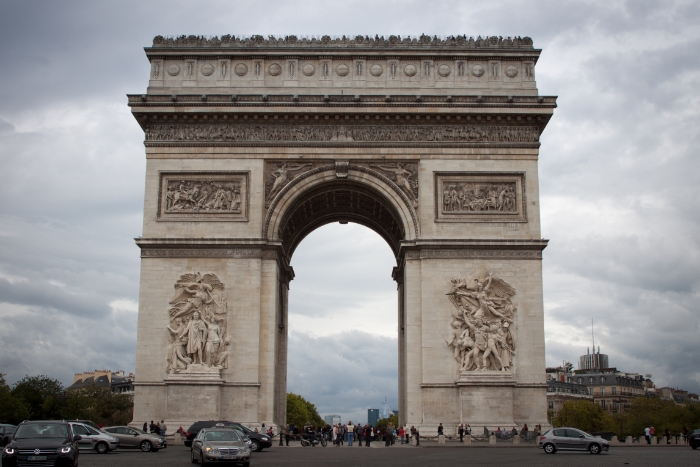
[
  {"left": 438, "top": 434, "right": 445, "bottom": 445},
  {"left": 671, "top": 436, "right": 677, "bottom": 445},
  {"left": 625, "top": 436, "right": 633, "bottom": 444},
  {"left": 489, "top": 435, "right": 496, "bottom": 445},
  {"left": 610, "top": 436, "right": 619, "bottom": 445},
  {"left": 464, "top": 435, "right": 471, "bottom": 445},
  {"left": 660, "top": 436, "right": 666, "bottom": 445},
  {"left": 513, "top": 435, "right": 520, "bottom": 445}
]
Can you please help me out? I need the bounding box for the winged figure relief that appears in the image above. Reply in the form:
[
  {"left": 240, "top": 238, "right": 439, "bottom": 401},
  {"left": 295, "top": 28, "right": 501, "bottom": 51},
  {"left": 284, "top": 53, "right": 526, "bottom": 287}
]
[
  {"left": 446, "top": 266, "right": 517, "bottom": 373},
  {"left": 265, "top": 162, "right": 312, "bottom": 206}
]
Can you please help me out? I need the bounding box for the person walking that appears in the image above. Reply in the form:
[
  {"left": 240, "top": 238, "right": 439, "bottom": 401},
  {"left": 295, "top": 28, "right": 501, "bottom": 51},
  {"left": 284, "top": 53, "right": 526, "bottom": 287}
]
[
  {"left": 149, "top": 420, "right": 157, "bottom": 434},
  {"left": 398, "top": 426, "right": 405, "bottom": 444},
  {"left": 644, "top": 426, "right": 651, "bottom": 444},
  {"left": 682, "top": 426, "right": 688, "bottom": 444},
  {"left": 438, "top": 423, "right": 444, "bottom": 436},
  {"left": 458, "top": 424, "right": 464, "bottom": 442},
  {"left": 354, "top": 423, "right": 361, "bottom": 446},
  {"left": 415, "top": 427, "right": 420, "bottom": 446},
  {"left": 142, "top": 422, "right": 148, "bottom": 433},
  {"left": 650, "top": 426, "right": 655, "bottom": 443},
  {"left": 160, "top": 420, "right": 167, "bottom": 436},
  {"left": 364, "top": 424, "right": 372, "bottom": 447}
]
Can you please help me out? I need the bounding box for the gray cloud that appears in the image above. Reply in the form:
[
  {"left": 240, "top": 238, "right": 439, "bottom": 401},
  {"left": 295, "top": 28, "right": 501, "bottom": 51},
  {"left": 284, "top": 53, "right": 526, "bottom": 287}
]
[{"left": 0, "top": 0, "right": 698, "bottom": 413}]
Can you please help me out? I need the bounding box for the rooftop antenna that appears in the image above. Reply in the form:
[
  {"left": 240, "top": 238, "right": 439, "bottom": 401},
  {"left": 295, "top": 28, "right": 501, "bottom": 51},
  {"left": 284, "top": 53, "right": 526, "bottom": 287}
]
[{"left": 592, "top": 319, "right": 595, "bottom": 354}]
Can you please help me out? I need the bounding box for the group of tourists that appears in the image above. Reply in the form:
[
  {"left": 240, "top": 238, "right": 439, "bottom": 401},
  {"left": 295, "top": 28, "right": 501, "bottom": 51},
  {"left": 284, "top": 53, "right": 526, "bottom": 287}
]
[
  {"left": 142, "top": 420, "right": 167, "bottom": 436},
  {"left": 278, "top": 422, "right": 424, "bottom": 447}
]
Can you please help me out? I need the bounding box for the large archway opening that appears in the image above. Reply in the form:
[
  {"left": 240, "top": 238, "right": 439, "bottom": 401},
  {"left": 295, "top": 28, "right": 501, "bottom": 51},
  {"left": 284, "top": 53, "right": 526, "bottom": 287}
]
[
  {"left": 267, "top": 172, "right": 414, "bottom": 427},
  {"left": 287, "top": 223, "right": 399, "bottom": 425}
]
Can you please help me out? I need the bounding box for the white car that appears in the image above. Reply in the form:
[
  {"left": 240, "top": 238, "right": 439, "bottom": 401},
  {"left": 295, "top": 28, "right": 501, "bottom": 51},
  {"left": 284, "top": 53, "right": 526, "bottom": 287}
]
[{"left": 68, "top": 422, "right": 119, "bottom": 454}]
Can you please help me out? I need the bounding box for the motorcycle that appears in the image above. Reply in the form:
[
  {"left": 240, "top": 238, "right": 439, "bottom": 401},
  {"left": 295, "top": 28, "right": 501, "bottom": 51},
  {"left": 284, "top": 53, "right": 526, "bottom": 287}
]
[{"left": 300, "top": 432, "right": 327, "bottom": 447}]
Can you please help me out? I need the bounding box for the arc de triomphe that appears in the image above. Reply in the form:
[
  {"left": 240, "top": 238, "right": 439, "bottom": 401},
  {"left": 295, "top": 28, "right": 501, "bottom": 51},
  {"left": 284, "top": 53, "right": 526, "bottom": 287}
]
[{"left": 129, "top": 34, "right": 555, "bottom": 432}]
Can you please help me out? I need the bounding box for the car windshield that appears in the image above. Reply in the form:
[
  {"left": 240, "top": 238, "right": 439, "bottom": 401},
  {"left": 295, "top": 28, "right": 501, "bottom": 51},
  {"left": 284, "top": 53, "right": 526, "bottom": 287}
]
[
  {"left": 132, "top": 428, "right": 147, "bottom": 434},
  {"left": 239, "top": 424, "right": 253, "bottom": 433},
  {"left": 692, "top": 429, "right": 700, "bottom": 435},
  {"left": 204, "top": 431, "right": 240, "bottom": 442},
  {"left": 15, "top": 424, "right": 69, "bottom": 439}
]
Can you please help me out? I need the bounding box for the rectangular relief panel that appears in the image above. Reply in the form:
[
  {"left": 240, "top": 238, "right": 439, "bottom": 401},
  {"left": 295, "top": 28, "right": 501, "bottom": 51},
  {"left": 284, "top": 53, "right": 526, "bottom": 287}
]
[
  {"left": 157, "top": 171, "right": 249, "bottom": 222},
  {"left": 434, "top": 171, "right": 526, "bottom": 223}
]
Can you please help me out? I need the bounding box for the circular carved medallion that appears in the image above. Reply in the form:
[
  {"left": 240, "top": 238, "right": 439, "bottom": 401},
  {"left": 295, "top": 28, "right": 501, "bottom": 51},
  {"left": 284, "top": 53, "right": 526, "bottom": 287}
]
[
  {"left": 505, "top": 65, "right": 519, "bottom": 78},
  {"left": 268, "top": 63, "right": 282, "bottom": 76},
  {"left": 471, "top": 64, "right": 485, "bottom": 77},
  {"left": 404, "top": 64, "right": 417, "bottom": 77},
  {"left": 370, "top": 64, "right": 383, "bottom": 77},
  {"left": 438, "top": 64, "right": 451, "bottom": 77},
  {"left": 302, "top": 63, "right": 316, "bottom": 76},
  {"left": 167, "top": 64, "right": 181, "bottom": 76},
  {"left": 234, "top": 63, "right": 248, "bottom": 76},
  {"left": 200, "top": 64, "right": 215, "bottom": 76},
  {"left": 336, "top": 64, "right": 350, "bottom": 76}
]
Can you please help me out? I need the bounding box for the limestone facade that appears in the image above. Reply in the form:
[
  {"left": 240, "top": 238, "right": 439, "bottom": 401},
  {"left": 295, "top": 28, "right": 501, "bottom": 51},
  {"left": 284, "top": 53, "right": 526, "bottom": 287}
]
[{"left": 129, "top": 34, "right": 555, "bottom": 433}]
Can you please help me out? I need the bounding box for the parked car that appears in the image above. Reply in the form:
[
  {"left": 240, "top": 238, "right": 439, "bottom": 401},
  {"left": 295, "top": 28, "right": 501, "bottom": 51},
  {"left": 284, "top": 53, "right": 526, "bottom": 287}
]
[
  {"left": 184, "top": 421, "right": 271, "bottom": 451},
  {"left": 2, "top": 420, "right": 80, "bottom": 467},
  {"left": 68, "top": 421, "right": 120, "bottom": 454},
  {"left": 103, "top": 426, "right": 166, "bottom": 452},
  {"left": 0, "top": 424, "right": 15, "bottom": 447},
  {"left": 190, "top": 426, "right": 250, "bottom": 466},
  {"left": 689, "top": 429, "right": 700, "bottom": 449},
  {"left": 540, "top": 427, "right": 610, "bottom": 454}
]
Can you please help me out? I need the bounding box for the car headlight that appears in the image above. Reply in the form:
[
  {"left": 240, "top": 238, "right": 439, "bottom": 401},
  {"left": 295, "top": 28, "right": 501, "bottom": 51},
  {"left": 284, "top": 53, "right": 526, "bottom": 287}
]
[
  {"left": 60, "top": 446, "right": 72, "bottom": 454},
  {"left": 4, "top": 447, "right": 15, "bottom": 455},
  {"left": 261, "top": 436, "right": 269, "bottom": 441}
]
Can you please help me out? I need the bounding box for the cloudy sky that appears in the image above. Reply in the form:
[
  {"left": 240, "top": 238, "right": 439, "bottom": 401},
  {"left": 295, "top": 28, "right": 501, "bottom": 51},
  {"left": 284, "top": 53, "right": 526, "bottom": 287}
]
[{"left": 1, "top": 0, "right": 699, "bottom": 425}]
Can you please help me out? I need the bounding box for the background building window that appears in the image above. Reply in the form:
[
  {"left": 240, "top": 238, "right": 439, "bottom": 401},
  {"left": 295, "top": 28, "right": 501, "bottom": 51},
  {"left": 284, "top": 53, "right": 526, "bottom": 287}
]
[
  {"left": 549, "top": 401, "right": 554, "bottom": 409},
  {"left": 612, "top": 387, "right": 617, "bottom": 395}
]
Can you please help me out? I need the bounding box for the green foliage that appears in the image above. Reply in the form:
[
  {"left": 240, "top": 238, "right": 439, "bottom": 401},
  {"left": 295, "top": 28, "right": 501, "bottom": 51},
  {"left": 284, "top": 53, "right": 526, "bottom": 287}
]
[
  {"left": 374, "top": 414, "right": 399, "bottom": 430},
  {"left": 552, "top": 400, "right": 616, "bottom": 433},
  {"left": 286, "top": 393, "right": 324, "bottom": 428},
  {"left": 62, "top": 383, "right": 133, "bottom": 426},
  {"left": 621, "top": 397, "right": 700, "bottom": 439},
  {"left": 0, "top": 374, "right": 31, "bottom": 424},
  {"left": 11, "top": 375, "right": 65, "bottom": 420}
]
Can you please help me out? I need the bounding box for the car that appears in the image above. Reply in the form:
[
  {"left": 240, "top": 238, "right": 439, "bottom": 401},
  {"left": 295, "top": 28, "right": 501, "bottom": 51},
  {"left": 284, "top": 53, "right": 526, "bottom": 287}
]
[
  {"left": 0, "top": 425, "right": 15, "bottom": 447},
  {"left": 2, "top": 420, "right": 81, "bottom": 467},
  {"left": 103, "top": 425, "right": 167, "bottom": 452},
  {"left": 68, "top": 421, "right": 120, "bottom": 454},
  {"left": 539, "top": 427, "right": 610, "bottom": 454},
  {"left": 690, "top": 428, "right": 700, "bottom": 449},
  {"left": 184, "top": 421, "right": 272, "bottom": 452},
  {"left": 190, "top": 426, "right": 251, "bottom": 466}
]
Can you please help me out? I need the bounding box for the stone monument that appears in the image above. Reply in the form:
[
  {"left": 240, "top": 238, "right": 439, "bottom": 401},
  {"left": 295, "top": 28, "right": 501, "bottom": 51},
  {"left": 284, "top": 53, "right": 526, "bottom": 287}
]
[{"left": 129, "top": 34, "right": 555, "bottom": 433}]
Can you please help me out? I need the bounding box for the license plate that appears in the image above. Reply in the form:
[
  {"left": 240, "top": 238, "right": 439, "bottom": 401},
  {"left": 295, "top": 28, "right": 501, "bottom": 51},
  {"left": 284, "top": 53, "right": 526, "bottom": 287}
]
[
  {"left": 27, "top": 456, "right": 47, "bottom": 461},
  {"left": 222, "top": 455, "right": 234, "bottom": 459}
]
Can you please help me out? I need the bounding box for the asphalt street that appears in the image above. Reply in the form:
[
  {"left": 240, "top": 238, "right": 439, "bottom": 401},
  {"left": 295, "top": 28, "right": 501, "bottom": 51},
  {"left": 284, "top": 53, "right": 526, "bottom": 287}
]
[{"left": 77, "top": 444, "right": 699, "bottom": 467}]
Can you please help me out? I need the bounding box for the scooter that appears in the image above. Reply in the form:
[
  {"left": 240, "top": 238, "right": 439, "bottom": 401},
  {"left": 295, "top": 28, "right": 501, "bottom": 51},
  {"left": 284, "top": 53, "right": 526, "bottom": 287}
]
[{"left": 300, "top": 432, "right": 327, "bottom": 447}]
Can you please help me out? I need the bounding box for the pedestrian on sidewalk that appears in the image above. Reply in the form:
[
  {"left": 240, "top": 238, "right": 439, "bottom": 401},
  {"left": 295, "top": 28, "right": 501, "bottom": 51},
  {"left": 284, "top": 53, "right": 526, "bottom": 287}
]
[
  {"left": 398, "top": 426, "right": 405, "bottom": 444},
  {"left": 346, "top": 421, "right": 354, "bottom": 446},
  {"left": 364, "top": 424, "right": 372, "bottom": 447},
  {"left": 644, "top": 426, "right": 651, "bottom": 444},
  {"left": 458, "top": 424, "right": 464, "bottom": 442},
  {"left": 160, "top": 420, "right": 167, "bottom": 437}
]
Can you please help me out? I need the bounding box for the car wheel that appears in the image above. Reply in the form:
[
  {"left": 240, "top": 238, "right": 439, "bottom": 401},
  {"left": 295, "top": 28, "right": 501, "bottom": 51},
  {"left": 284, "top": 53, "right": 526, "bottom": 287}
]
[
  {"left": 691, "top": 445, "right": 697, "bottom": 450},
  {"left": 543, "top": 443, "right": 556, "bottom": 454},
  {"left": 140, "top": 440, "right": 152, "bottom": 452},
  {"left": 250, "top": 440, "right": 261, "bottom": 452},
  {"left": 589, "top": 443, "right": 601, "bottom": 455},
  {"left": 95, "top": 442, "right": 108, "bottom": 454},
  {"left": 191, "top": 448, "right": 199, "bottom": 464}
]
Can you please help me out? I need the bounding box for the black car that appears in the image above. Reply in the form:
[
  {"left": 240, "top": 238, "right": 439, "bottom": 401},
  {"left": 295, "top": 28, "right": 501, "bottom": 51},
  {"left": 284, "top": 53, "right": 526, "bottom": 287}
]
[
  {"left": 2, "top": 420, "right": 81, "bottom": 467},
  {"left": 184, "top": 421, "right": 272, "bottom": 451},
  {"left": 0, "top": 425, "right": 15, "bottom": 447},
  {"left": 690, "top": 429, "right": 700, "bottom": 449}
]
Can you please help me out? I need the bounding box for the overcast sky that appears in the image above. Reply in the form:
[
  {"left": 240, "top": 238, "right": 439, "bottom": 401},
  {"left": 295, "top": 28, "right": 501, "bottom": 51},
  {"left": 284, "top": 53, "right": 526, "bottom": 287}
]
[{"left": 0, "top": 0, "right": 698, "bottom": 425}]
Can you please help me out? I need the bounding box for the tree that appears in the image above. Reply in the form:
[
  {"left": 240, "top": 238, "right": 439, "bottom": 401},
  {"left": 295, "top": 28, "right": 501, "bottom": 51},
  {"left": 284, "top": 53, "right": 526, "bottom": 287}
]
[
  {"left": 0, "top": 374, "right": 30, "bottom": 424},
  {"left": 11, "top": 375, "right": 65, "bottom": 420},
  {"left": 63, "top": 383, "right": 133, "bottom": 426},
  {"left": 286, "top": 393, "right": 324, "bottom": 429},
  {"left": 375, "top": 414, "right": 399, "bottom": 430},
  {"left": 552, "top": 400, "right": 615, "bottom": 433}
]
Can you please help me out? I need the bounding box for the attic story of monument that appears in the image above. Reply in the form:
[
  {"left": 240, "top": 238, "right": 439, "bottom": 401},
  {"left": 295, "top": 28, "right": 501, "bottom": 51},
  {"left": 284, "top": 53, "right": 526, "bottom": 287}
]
[{"left": 129, "top": 33, "right": 555, "bottom": 432}]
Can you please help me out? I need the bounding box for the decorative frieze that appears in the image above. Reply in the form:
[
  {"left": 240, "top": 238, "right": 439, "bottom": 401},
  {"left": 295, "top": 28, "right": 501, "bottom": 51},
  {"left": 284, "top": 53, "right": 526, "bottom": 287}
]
[
  {"left": 404, "top": 249, "right": 542, "bottom": 260},
  {"left": 157, "top": 171, "right": 249, "bottom": 222},
  {"left": 434, "top": 172, "right": 527, "bottom": 223},
  {"left": 145, "top": 124, "right": 540, "bottom": 146},
  {"left": 140, "top": 248, "right": 268, "bottom": 258}
]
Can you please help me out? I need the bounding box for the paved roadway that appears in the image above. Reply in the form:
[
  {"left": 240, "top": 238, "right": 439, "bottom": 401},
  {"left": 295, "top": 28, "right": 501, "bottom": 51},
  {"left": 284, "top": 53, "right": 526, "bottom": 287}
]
[{"left": 78, "top": 443, "right": 699, "bottom": 467}]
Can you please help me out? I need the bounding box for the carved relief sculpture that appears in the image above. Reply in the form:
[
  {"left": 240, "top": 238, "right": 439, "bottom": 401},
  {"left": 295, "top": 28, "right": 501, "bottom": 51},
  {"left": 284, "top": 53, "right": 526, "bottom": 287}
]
[
  {"left": 264, "top": 162, "right": 312, "bottom": 206},
  {"left": 166, "top": 271, "right": 230, "bottom": 375},
  {"left": 446, "top": 266, "right": 516, "bottom": 373},
  {"left": 434, "top": 172, "right": 526, "bottom": 223},
  {"left": 158, "top": 172, "right": 249, "bottom": 221},
  {"left": 370, "top": 163, "right": 419, "bottom": 208}
]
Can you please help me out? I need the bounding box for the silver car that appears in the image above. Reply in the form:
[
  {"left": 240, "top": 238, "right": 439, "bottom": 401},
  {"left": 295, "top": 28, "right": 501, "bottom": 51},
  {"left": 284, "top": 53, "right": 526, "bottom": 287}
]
[
  {"left": 540, "top": 427, "right": 610, "bottom": 454},
  {"left": 103, "top": 426, "right": 166, "bottom": 452},
  {"left": 68, "top": 422, "right": 119, "bottom": 454},
  {"left": 191, "top": 427, "right": 251, "bottom": 466}
]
